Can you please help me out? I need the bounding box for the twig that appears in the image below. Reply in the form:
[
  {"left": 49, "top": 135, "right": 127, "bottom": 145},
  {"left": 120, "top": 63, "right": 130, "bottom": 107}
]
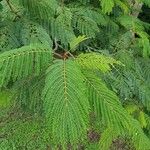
[
  {"left": 52, "top": 52, "right": 63, "bottom": 59},
  {"left": 53, "top": 38, "right": 59, "bottom": 51},
  {"left": 65, "top": 51, "right": 75, "bottom": 59}
]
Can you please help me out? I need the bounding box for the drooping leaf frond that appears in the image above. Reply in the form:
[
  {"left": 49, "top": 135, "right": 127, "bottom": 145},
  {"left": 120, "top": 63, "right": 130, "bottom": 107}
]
[
  {"left": 100, "top": 0, "right": 115, "bottom": 14},
  {"left": 70, "top": 5, "right": 107, "bottom": 30},
  {"left": 125, "top": 103, "right": 148, "bottom": 129},
  {"left": 83, "top": 72, "right": 150, "bottom": 149},
  {"left": 99, "top": 127, "right": 120, "bottom": 150},
  {"left": 83, "top": 72, "right": 130, "bottom": 132},
  {"left": 82, "top": 8, "right": 107, "bottom": 26},
  {"left": 72, "top": 13, "right": 99, "bottom": 38},
  {"left": 100, "top": 0, "right": 129, "bottom": 14},
  {"left": 12, "top": 75, "right": 45, "bottom": 113},
  {"left": 0, "top": 44, "right": 52, "bottom": 87},
  {"left": 118, "top": 15, "right": 150, "bottom": 57},
  {"left": 50, "top": 7, "right": 75, "bottom": 47},
  {"left": 138, "top": 31, "right": 150, "bottom": 58},
  {"left": 76, "top": 52, "right": 121, "bottom": 72},
  {"left": 129, "top": 119, "right": 150, "bottom": 150},
  {"left": 0, "top": 25, "right": 20, "bottom": 52},
  {"left": 42, "top": 59, "right": 90, "bottom": 148},
  {"left": 21, "top": 20, "right": 53, "bottom": 47},
  {"left": 107, "top": 51, "right": 150, "bottom": 111},
  {"left": 109, "top": 31, "right": 133, "bottom": 51},
  {"left": 70, "top": 35, "right": 88, "bottom": 52},
  {"left": 19, "top": 0, "right": 58, "bottom": 20}
]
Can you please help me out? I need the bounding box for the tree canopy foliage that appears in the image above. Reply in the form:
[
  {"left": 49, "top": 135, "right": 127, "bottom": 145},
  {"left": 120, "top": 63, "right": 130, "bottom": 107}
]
[{"left": 0, "top": 0, "right": 150, "bottom": 149}]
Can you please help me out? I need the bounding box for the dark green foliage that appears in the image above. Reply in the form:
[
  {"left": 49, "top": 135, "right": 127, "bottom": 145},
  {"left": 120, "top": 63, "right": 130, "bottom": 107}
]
[{"left": 0, "top": 0, "right": 150, "bottom": 149}]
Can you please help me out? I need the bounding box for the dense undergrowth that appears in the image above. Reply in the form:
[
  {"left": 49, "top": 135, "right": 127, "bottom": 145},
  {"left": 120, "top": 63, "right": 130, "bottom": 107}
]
[{"left": 0, "top": 0, "right": 150, "bottom": 149}]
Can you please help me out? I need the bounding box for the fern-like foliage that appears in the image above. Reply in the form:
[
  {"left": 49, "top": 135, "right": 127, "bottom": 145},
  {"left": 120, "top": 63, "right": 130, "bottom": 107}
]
[
  {"left": 76, "top": 52, "right": 121, "bottom": 72},
  {"left": 71, "top": 6, "right": 100, "bottom": 37},
  {"left": 100, "top": 0, "right": 115, "bottom": 14},
  {"left": 12, "top": 76, "right": 45, "bottom": 113},
  {"left": 100, "top": 0, "right": 129, "bottom": 14},
  {"left": 21, "top": 20, "right": 53, "bottom": 46},
  {"left": 84, "top": 72, "right": 131, "bottom": 131},
  {"left": 0, "top": 44, "right": 52, "bottom": 87},
  {"left": 51, "top": 7, "right": 75, "bottom": 47},
  {"left": 118, "top": 15, "right": 150, "bottom": 57},
  {"left": 0, "top": 25, "right": 20, "bottom": 52},
  {"left": 106, "top": 51, "right": 150, "bottom": 111},
  {"left": 19, "top": 0, "right": 58, "bottom": 20},
  {"left": 42, "top": 59, "right": 90, "bottom": 148},
  {"left": 83, "top": 71, "right": 150, "bottom": 149},
  {"left": 0, "top": 0, "right": 150, "bottom": 149},
  {"left": 99, "top": 127, "right": 120, "bottom": 150}
]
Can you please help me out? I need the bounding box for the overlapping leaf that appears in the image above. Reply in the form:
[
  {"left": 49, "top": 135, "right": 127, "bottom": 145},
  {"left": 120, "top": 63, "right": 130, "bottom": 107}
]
[
  {"left": 42, "top": 59, "right": 89, "bottom": 148},
  {"left": 0, "top": 44, "right": 52, "bottom": 87}
]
